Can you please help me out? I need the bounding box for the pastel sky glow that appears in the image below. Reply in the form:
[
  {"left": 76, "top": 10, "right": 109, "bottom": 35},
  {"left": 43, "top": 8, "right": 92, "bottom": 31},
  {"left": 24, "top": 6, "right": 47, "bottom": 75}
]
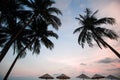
[{"left": 0, "top": 0, "right": 120, "bottom": 79}]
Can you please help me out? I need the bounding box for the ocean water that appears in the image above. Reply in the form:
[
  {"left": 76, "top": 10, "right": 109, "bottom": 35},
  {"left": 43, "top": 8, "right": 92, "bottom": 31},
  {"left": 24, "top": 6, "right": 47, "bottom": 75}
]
[
  {"left": 4, "top": 77, "right": 119, "bottom": 80},
  {"left": 0, "top": 76, "right": 119, "bottom": 80}
]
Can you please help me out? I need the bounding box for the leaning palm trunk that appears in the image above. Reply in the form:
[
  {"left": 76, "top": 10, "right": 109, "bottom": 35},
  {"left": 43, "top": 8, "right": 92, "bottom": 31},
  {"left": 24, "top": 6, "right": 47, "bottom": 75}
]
[
  {"left": 106, "top": 43, "right": 120, "bottom": 58},
  {"left": 0, "top": 15, "right": 35, "bottom": 62},
  {"left": 3, "top": 38, "right": 35, "bottom": 80},
  {"left": 3, "top": 49, "right": 21, "bottom": 80},
  {"left": 94, "top": 33, "right": 120, "bottom": 58},
  {"left": 99, "top": 37, "right": 120, "bottom": 58}
]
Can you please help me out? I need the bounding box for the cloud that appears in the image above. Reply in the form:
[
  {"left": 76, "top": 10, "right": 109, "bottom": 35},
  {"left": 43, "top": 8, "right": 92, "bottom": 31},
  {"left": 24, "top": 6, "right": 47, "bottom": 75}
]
[
  {"left": 106, "top": 68, "right": 120, "bottom": 77},
  {"left": 107, "top": 68, "right": 120, "bottom": 75},
  {"left": 97, "top": 57, "right": 120, "bottom": 64},
  {"left": 107, "top": 68, "right": 120, "bottom": 71},
  {"left": 80, "top": 63, "right": 87, "bottom": 66}
]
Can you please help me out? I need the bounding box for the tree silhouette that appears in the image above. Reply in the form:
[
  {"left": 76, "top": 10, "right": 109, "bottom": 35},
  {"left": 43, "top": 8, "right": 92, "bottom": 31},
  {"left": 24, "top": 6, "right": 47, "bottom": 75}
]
[
  {"left": 74, "top": 8, "right": 120, "bottom": 58},
  {"left": 0, "top": 0, "right": 32, "bottom": 62},
  {"left": 4, "top": 19, "right": 59, "bottom": 80},
  {"left": 0, "top": 0, "right": 62, "bottom": 79},
  {"left": 0, "top": 0, "right": 62, "bottom": 62}
]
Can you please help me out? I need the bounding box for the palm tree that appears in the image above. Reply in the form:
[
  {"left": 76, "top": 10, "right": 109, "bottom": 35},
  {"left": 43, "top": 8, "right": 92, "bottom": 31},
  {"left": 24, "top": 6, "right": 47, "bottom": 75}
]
[
  {"left": 0, "top": 19, "right": 33, "bottom": 80},
  {"left": 0, "top": 0, "right": 62, "bottom": 62},
  {"left": 0, "top": 0, "right": 32, "bottom": 62},
  {"left": 73, "top": 8, "right": 120, "bottom": 58},
  {"left": 2, "top": 0, "right": 62, "bottom": 79},
  {"left": 3, "top": 18, "right": 58, "bottom": 80},
  {"left": 3, "top": 38, "right": 33, "bottom": 80}
]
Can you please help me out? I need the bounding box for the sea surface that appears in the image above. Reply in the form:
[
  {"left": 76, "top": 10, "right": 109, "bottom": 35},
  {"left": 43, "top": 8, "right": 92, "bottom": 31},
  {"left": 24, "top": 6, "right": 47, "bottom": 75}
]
[{"left": 0, "top": 76, "right": 119, "bottom": 80}]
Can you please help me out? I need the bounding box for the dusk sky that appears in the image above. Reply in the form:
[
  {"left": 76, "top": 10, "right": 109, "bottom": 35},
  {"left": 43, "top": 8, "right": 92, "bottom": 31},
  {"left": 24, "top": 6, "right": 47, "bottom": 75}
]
[{"left": 0, "top": 0, "right": 120, "bottom": 79}]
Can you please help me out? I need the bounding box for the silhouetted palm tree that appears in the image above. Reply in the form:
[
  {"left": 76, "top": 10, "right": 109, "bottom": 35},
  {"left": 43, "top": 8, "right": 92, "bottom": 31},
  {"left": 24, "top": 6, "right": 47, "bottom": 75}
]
[
  {"left": 2, "top": 0, "right": 62, "bottom": 79},
  {"left": 0, "top": 0, "right": 32, "bottom": 62},
  {"left": 73, "top": 8, "right": 120, "bottom": 58},
  {"left": 0, "top": 0, "right": 62, "bottom": 62},
  {"left": 3, "top": 18, "right": 58, "bottom": 80}
]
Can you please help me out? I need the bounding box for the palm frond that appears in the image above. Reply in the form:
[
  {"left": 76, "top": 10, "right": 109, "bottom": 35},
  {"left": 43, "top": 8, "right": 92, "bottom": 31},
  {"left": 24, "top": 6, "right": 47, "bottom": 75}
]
[
  {"left": 19, "top": 51, "right": 27, "bottom": 58},
  {"left": 73, "top": 27, "right": 83, "bottom": 34},
  {"left": 48, "top": 7, "right": 62, "bottom": 15},
  {"left": 95, "top": 17, "right": 115, "bottom": 25},
  {"left": 75, "top": 17, "right": 84, "bottom": 25},
  {"left": 79, "top": 14, "right": 85, "bottom": 21},
  {"left": 103, "top": 28, "right": 118, "bottom": 40},
  {"left": 15, "top": 40, "right": 26, "bottom": 58},
  {"left": 75, "top": 17, "right": 80, "bottom": 21},
  {"left": 0, "top": 39, "right": 7, "bottom": 46},
  {"left": 86, "top": 32, "right": 93, "bottom": 47},
  {"left": 48, "top": 15, "right": 62, "bottom": 30},
  {"left": 17, "top": 10, "right": 33, "bottom": 21},
  {"left": 85, "top": 8, "right": 92, "bottom": 17},
  {"left": 92, "top": 30, "right": 108, "bottom": 48},
  {"left": 91, "top": 10, "right": 98, "bottom": 17},
  {"left": 47, "top": 31, "right": 58, "bottom": 39},
  {"left": 92, "top": 34, "right": 102, "bottom": 49},
  {"left": 95, "top": 27, "right": 118, "bottom": 40},
  {"left": 78, "top": 28, "right": 87, "bottom": 48},
  {"left": 43, "top": 0, "right": 55, "bottom": 7},
  {"left": 41, "top": 37, "right": 54, "bottom": 50},
  {"left": 32, "top": 38, "right": 41, "bottom": 54},
  {"left": 20, "top": 0, "right": 34, "bottom": 8}
]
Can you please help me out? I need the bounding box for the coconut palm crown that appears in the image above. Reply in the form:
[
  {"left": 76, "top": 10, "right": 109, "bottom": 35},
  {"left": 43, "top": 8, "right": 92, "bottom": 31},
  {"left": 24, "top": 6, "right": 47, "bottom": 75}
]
[{"left": 74, "top": 8, "right": 120, "bottom": 58}]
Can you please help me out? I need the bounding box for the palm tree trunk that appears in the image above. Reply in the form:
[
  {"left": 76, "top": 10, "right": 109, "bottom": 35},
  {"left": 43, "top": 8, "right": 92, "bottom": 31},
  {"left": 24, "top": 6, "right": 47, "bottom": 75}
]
[
  {"left": 93, "top": 32, "right": 120, "bottom": 59},
  {"left": 3, "top": 49, "right": 21, "bottom": 80},
  {"left": 0, "top": 15, "right": 35, "bottom": 62},
  {"left": 100, "top": 38, "right": 120, "bottom": 58},
  {"left": 3, "top": 38, "right": 35, "bottom": 80}
]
